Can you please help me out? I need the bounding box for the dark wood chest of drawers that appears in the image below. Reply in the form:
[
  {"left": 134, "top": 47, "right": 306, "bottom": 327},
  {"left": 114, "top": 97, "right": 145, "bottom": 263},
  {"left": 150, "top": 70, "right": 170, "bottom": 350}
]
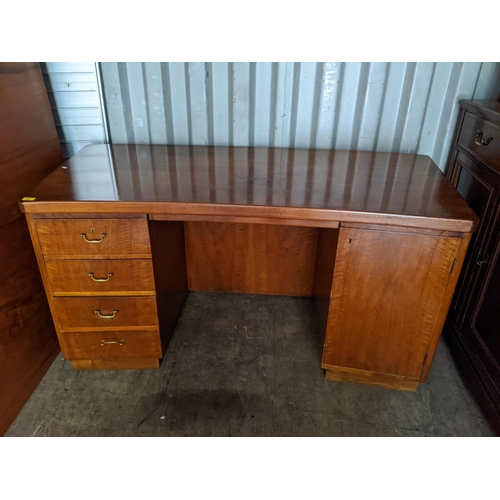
[{"left": 445, "top": 99, "right": 500, "bottom": 433}]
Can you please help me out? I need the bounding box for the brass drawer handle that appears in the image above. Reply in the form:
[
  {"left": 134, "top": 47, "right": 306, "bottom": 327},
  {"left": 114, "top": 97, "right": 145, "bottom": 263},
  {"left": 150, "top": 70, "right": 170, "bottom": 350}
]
[
  {"left": 100, "top": 339, "right": 125, "bottom": 346},
  {"left": 89, "top": 272, "right": 113, "bottom": 282},
  {"left": 95, "top": 309, "right": 118, "bottom": 319},
  {"left": 474, "top": 130, "right": 493, "bottom": 146},
  {"left": 81, "top": 232, "right": 106, "bottom": 243}
]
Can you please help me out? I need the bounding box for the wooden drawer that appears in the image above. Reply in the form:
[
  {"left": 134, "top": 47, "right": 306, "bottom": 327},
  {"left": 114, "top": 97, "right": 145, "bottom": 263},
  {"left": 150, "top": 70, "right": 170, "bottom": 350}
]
[
  {"left": 35, "top": 218, "right": 151, "bottom": 258},
  {"left": 45, "top": 259, "right": 156, "bottom": 296},
  {"left": 458, "top": 112, "right": 500, "bottom": 170},
  {"left": 52, "top": 297, "right": 159, "bottom": 331},
  {"left": 60, "top": 329, "right": 162, "bottom": 359}
]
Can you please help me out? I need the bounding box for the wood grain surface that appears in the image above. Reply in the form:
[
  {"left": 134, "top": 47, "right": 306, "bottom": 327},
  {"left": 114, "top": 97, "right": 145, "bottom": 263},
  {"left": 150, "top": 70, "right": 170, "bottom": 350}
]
[
  {"left": 420, "top": 232, "right": 471, "bottom": 382},
  {"left": 52, "top": 297, "right": 159, "bottom": 331},
  {"left": 60, "top": 329, "right": 162, "bottom": 360},
  {"left": 71, "top": 357, "right": 159, "bottom": 370},
  {"left": 45, "top": 259, "right": 156, "bottom": 296},
  {"left": 20, "top": 144, "right": 478, "bottom": 232},
  {"left": 0, "top": 62, "right": 64, "bottom": 435},
  {"left": 322, "top": 226, "right": 461, "bottom": 379},
  {"left": 185, "top": 222, "right": 319, "bottom": 295},
  {"left": 35, "top": 217, "right": 151, "bottom": 258},
  {"left": 1, "top": 63, "right": 63, "bottom": 225},
  {"left": 323, "top": 364, "right": 419, "bottom": 391}
]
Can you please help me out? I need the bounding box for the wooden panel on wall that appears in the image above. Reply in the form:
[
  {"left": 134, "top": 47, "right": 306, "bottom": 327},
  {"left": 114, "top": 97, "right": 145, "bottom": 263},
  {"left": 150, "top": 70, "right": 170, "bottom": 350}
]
[
  {"left": 0, "top": 63, "right": 64, "bottom": 435},
  {"left": 185, "top": 222, "right": 319, "bottom": 296}
]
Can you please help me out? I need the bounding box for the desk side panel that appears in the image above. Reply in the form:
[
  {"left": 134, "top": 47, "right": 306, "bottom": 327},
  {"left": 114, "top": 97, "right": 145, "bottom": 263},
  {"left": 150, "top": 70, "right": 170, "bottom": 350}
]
[
  {"left": 312, "top": 228, "right": 339, "bottom": 360},
  {"left": 148, "top": 220, "right": 188, "bottom": 354}
]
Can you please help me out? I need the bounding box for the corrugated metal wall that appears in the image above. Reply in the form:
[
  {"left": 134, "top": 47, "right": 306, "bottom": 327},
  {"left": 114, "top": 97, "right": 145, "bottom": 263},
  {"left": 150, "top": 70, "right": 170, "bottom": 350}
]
[
  {"left": 100, "top": 62, "right": 500, "bottom": 171},
  {"left": 42, "top": 62, "right": 107, "bottom": 158}
]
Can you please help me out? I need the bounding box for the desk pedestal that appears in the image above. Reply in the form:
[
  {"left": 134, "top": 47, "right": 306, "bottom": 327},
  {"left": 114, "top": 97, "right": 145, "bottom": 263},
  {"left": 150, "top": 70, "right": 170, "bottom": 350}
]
[{"left": 322, "top": 225, "right": 470, "bottom": 391}]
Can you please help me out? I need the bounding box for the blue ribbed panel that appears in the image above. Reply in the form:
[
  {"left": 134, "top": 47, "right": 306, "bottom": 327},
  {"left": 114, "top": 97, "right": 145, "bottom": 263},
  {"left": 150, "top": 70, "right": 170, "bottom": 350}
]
[
  {"left": 100, "top": 62, "right": 500, "bottom": 171},
  {"left": 42, "top": 62, "right": 107, "bottom": 158}
]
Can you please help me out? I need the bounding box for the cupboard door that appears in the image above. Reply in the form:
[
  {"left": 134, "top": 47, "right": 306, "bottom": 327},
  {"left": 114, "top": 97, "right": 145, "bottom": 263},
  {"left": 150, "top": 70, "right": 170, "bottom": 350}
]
[
  {"left": 322, "top": 227, "right": 461, "bottom": 379},
  {"left": 466, "top": 233, "right": 500, "bottom": 365},
  {"left": 448, "top": 152, "right": 500, "bottom": 324}
]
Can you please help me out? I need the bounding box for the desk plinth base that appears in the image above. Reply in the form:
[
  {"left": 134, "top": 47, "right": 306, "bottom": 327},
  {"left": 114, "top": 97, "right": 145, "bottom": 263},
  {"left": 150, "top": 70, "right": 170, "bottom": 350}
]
[
  {"left": 71, "top": 358, "right": 160, "bottom": 370},
  {"left": 323, "top": 364, "right": 419, "bottom": 392}
]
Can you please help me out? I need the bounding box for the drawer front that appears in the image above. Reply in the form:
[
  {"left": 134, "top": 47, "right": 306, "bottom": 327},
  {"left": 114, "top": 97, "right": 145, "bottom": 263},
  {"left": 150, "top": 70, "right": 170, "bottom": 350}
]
[
  {"left": 60, "top": 330, "right": 162, "bottom": 359},
  {"left": 458, "top": 112, "right": 500, "bottom": 170},
  {"left": 46, "top": 259, "right": 156, "bottom": 295},
  {"left": 53, "top": 297, "right": 159, "bottom": 330},
  {"left": 35, "top": 218, "right": 151, "bottom": 257}
]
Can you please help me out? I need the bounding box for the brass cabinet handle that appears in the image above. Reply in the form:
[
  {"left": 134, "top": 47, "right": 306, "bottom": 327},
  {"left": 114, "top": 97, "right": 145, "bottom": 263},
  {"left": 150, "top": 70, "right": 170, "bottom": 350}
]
[
  {"left": 100, "top": 339, "right": 125, "bottom": 346},
  {"left": 475, "top": 130, "right": 493, "bottom": 146},
  {"left": 88, "top": 272, "right": 113, "bottom": 282},
  {"left": 95, "top": 309, "right": 118, "bottom": 319},
  {"left": 81, "top": 232, "right": 106, "bottom": 243}
]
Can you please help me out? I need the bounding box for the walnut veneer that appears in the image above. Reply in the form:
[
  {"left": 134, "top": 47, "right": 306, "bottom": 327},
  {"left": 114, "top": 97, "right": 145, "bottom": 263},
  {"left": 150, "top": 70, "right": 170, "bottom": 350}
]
[
  {"left": 20, "top": 144, "right": 478, "bottom": 391},
  {"left": 0, "top": 63, "right": 64, "bottom": 435}
]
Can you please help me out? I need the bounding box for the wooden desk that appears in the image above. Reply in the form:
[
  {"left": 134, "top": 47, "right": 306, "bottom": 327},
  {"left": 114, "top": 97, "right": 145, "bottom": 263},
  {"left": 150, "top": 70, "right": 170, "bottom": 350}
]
[{"left": 20, "top": 144, "right": 478, "bottom": 391}]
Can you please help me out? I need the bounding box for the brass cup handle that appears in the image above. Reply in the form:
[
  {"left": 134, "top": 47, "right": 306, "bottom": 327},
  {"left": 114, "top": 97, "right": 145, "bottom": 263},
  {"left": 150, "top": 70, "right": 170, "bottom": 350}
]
[
  {"left": 95, "top": 309, "right": 118, "bottom": 319},
  {"left": 475, "top": 130, "right": 493, "bottom": 146},
  {"left": 89, "top": 272, "right": 113, "bottom": 282},
  {"left": 81, "top": 232, "right": 106, "bottom": 243},
  {"left": 100, "top": 339, "right": 125, "bottom": 347}
]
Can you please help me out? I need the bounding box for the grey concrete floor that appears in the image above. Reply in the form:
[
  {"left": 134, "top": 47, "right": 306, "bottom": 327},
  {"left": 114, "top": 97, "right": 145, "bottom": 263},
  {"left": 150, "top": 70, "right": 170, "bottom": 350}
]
[{"left": 6, "top": 292, "right": 494, "bottom": 436}]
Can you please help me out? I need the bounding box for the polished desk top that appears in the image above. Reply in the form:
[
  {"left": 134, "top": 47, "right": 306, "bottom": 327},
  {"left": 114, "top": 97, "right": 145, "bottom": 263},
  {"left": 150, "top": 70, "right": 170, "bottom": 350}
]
[{"left": 21, "top": 144, "right": 478, "bottom": 232}]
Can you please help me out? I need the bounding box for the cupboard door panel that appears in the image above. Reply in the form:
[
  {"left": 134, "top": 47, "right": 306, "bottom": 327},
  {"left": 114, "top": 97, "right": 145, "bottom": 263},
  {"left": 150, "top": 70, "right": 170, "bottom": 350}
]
[
  {"left": 323, "top": 227, "right": 460, "bottom": 378},
  {"left": 449, "top": 152, "right": 500, "bottom": 323},
  {"left": 469, "top": 237, "right": 500, "bottom": 364}
]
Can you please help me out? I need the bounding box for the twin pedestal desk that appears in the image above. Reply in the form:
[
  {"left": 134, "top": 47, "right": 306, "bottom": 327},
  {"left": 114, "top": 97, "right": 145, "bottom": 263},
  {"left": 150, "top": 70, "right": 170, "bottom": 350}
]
[{"left": 20, "top": 145, "right": 478, "bottom": 391}]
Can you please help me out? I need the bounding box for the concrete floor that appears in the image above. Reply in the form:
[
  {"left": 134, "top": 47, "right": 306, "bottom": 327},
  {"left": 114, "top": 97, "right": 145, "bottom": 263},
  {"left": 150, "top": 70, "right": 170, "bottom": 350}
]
[{"left": 6, "top": 293, "right": 494, "bottom": 437}]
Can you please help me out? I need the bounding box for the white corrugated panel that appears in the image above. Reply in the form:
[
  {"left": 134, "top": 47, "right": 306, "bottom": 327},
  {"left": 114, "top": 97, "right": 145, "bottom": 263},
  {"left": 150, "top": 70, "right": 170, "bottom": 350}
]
[
  {"left": 100, "top": 62, "right": 500, "bottom": 171},
  {"left": 42, "top": 62, "right": 107, "bottom": 158}
]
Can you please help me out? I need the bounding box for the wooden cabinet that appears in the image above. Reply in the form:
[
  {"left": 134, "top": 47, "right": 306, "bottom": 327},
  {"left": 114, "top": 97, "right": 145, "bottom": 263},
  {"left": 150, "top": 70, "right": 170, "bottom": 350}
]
[
  {"left": 322, "top": 225, "right": 469, "bottom": 391},
  {"left": 27, "top": 216, "right": 163, "bottom": 370},
  {"left": 445, "top": 100, "right": 500, "bottom": 433}
]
